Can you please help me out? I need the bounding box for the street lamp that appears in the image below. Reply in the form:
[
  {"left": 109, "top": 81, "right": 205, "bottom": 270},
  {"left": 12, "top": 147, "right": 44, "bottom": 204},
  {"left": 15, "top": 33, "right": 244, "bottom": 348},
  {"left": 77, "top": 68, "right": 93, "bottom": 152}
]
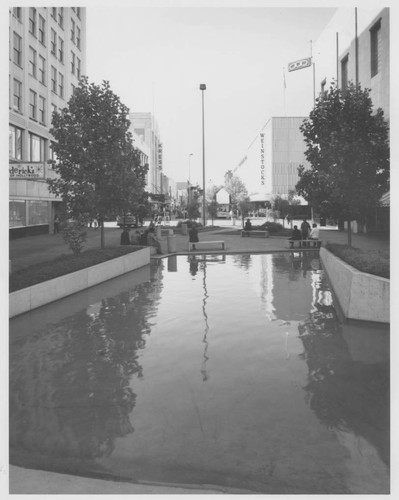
[{"left": 200, "top": 83, "right": 206, "bottom": 226}]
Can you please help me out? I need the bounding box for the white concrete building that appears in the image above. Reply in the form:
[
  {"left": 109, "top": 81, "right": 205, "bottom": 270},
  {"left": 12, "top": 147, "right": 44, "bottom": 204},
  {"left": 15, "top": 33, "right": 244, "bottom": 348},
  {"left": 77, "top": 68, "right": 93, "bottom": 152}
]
[{"left": 9, "top": 7, "right": 86, "bottom": 238}]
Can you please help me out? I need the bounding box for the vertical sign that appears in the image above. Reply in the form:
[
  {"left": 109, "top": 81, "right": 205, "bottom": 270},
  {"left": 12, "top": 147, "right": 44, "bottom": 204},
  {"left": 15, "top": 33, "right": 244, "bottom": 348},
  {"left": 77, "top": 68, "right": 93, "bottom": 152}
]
[
  {"left": 260, "top": 133, "right": 265, "bottom": 186},
  {"left": 158, "top": 143, "right": 163, "bottom": 171}
]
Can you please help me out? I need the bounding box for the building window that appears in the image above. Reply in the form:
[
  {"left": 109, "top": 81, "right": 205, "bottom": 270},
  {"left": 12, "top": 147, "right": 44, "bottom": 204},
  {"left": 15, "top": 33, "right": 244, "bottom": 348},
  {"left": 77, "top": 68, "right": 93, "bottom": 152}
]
[
  {"left": 51, "top": 7, "right": 57, "bottom": 20},
  {"left": 29, "top": 7, "right": 36, "bottom": 36},
  {"left": 29, "top": 46, "right": 37, "bottom": 78},
  {"left": 58, "top": 7, "right": 64, "bottom": 28},
  {"left": 10, "top": 201, "right": 26, "bottom": 228},
  {"left": 39, "top": 96, "right": 46, "bottom": 124},
  {"left": 76, "top": 26, "right": 81, "bottom": 49},
  {"left": 9, "top": 125, "right": 23, "bottom": 160},
  {"left": 13, "top": 32, "right": 22, "bottom": 66},
  {"left": 320, "top": 78, "right": 326, "bottom": 95},
  {"left": 71, "top": 18, "right": 75, "bottom": 43},
  {"left": 39, "top": 55, "right": 46, "bottom": 84},
  {"left": 58, "top": 36, "right": 64, "bottom": 62},
  {"left": 51, "top": 103, "right": 57, "bottom": 115},
  {"left": 341, "top": 55, "right": 348, "bottom": 89},
  {"left": 58, "top": 72, "right": 64, "bottom": 98},
  {"left": 28, "top": 201, "right": 49, "bottom": 226},
  {"left": 38, "top": 15, "right": 46, "bottom": 45},
  {"left": 51, "top": 29, "right": 57, "bottom": 56},
  {"left": 13, "top": 79, "right": 22, "bottom": 112},
  {"left": 77, "top": 7, "right": 81, "bottom": 19},
  {"left": 29, "top": 89, "right": 37, "bottom": 120},
  {"left": 77, "top": 57, "right": 81, "bottom": 79},
  {"left": 370, "top": 19, "right": 381, "bottom": 78},
  {"left": 13, "top": 8, "right": 21, "bottom": 21},
  {"left": 29, "top": 133, "right": 45, "bottom": 161},
  {"left": 71, "top": 83, "right": 76, "bottom": 94},
  {"left": 51, "top": 66, "right": 57, "bottom": 93},
  {"left": 71, "top": 51, "right": 75, "bottom": 74}
]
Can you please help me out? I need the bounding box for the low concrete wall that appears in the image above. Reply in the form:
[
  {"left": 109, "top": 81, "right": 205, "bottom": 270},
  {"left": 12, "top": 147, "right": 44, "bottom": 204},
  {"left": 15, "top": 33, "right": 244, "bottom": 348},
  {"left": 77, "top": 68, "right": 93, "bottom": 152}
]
[
  {"left": 320, "top": 247, "right": 389, "bottom": 323},
  {"left": 10, "top": 247, "right": 150, "bottom": 318}
]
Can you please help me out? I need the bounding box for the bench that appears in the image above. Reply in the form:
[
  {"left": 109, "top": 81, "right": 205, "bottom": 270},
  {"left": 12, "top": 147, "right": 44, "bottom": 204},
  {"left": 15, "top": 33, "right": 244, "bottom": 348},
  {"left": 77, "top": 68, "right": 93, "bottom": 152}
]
[
  {"left": 288, "top": 239, "right": 322, "bottom": 249},
  {"left": 241, "top": 230, "right": 269, "bottom": 238},
  {"left": 188, "top": 241, "right": 225, "bottom": 251}
]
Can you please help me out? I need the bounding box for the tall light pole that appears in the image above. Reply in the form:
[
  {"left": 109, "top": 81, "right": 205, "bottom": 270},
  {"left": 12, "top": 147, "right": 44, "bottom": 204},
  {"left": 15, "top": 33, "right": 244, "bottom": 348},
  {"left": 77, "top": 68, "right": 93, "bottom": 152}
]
[
  {"left": 188, "top": 153, "right": 193, "bottom": 185},
  {"left": 200, "top": 84, "right": 206, "bottom": 226}
]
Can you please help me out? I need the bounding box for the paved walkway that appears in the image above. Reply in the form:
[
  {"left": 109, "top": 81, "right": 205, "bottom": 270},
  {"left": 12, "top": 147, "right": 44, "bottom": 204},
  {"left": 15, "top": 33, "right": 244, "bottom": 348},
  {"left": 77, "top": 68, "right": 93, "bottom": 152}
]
[{"left": 9, "top": 224, "right": 389, "bottom": 273}]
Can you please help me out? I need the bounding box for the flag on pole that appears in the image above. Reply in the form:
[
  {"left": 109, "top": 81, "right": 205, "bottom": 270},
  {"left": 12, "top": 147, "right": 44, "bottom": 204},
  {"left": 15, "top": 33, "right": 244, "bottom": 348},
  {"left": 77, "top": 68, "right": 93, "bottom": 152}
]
[{"left": 288, "top": 57, "right": 312, "bottom": 72}]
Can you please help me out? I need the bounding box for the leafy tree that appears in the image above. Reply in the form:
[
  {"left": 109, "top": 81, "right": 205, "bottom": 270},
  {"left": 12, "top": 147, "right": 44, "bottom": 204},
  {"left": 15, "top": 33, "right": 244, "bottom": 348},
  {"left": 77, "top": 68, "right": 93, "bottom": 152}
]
[
  {"left": 224, "top": 171, "right": 249, "bottom": 211},
  {"left": 272, "top": 195, "right": 290, "bottom": 223},
  {"left": 296, "top": 82, "right": 389, "bottom": 246},
  {"left": 48, "top": 78, "right": 148, "bottom": 249},
  {"left": 207, "top": 200, "right": 219, "bottom": 225},
  {"left": 61, "top": 216, "right": 88, "bottom": 255},
  {"left": 238, "top": 197, "right": 252, "bottom": 227},
  {"left": 187, "top": 200, "right": 200, "bottom": 221}
]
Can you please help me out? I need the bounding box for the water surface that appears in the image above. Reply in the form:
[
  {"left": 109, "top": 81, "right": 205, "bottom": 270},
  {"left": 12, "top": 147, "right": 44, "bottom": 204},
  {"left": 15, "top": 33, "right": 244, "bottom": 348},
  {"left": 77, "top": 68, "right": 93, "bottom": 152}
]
[{"left": 9, "top": 252, "right": 389, "bottom": 494}]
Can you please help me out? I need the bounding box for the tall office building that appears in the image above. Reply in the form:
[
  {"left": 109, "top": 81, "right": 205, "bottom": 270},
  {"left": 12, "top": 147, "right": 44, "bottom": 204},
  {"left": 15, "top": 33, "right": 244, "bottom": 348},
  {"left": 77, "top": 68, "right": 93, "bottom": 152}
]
[{"left": 9, "top": 7, "right": 86, "bottom": 238}]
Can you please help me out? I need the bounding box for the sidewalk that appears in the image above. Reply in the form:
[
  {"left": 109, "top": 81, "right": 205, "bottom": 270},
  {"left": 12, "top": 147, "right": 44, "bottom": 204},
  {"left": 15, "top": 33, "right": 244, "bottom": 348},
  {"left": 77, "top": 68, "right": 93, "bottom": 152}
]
[{"left": 9, "top": 225, "right": 389, "bottom": 273}]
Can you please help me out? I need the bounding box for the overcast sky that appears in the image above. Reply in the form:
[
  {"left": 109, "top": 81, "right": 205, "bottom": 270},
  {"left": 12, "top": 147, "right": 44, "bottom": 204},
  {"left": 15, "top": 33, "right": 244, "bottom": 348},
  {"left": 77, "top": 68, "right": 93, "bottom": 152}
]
[{"left": 86, "top": 2, "right": 337, "bottom": 187}]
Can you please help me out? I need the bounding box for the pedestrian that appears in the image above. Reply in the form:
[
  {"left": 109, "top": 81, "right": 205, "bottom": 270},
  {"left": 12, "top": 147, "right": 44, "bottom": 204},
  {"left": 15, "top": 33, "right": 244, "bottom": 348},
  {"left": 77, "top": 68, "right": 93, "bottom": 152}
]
[
  {"left": 244, "top": 218, "right": 252, "bottom": 235},
  {"left": 300, "top": 218, "right": 311, "bottom": 240},
  {"left": 93, "top": 218, "right": 98, "bottom": 229},
  {"left": 189, "top": 225, "right": 199, "bottom": 250},
  {"left": 120, "top": 228, "right": 130, "bottom": 245},
  {"left": 54, "top": 215, "right": 60, "bottom": 234}
]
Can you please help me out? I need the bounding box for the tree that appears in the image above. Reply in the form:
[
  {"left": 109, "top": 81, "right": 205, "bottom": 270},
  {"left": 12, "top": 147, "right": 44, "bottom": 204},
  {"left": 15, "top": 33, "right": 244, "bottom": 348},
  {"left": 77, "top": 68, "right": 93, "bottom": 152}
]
[
  {"left": 296, "top": 81, "right": 389, "bottom": 246},
  {"left": 272, "top": 195, "right": 290, "bottom": 224},
  {"left": 48, "top": 78, "right": 148, "bottom": 249},
  {"left": 224, "top": 171, "right": 249, "bottom": 212}
]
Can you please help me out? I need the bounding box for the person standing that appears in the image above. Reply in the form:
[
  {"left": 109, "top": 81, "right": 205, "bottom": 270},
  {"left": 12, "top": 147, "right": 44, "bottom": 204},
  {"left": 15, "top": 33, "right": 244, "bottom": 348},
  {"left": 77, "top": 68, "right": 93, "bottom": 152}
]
[
  {"left": 189, "top": 225, "right": 199, "bottom": 250},
  {"left": 300, "top": 218, "right": 311, "bottom": 240},
  {"left": 54, "top": 215, "right": 60, "bottom": 234}
]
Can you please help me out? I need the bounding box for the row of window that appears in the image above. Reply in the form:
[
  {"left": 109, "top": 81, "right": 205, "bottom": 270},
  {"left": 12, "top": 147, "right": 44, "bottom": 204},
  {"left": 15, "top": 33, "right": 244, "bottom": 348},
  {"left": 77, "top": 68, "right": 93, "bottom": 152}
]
[
  {"left": 10, "top": 125, "right": 48, "bottom": 162},
  {"left": 10, "top": 200, "right": 50, "bottom": 228}
]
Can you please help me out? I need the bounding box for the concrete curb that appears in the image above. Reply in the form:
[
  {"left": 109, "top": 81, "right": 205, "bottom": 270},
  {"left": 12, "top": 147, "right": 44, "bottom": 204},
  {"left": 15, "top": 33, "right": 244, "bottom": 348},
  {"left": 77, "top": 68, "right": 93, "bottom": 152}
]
[
  {"left": 9, "top": 247, "right": 150, "bottom": 318},
  {"left": 320, "top": 247, "right": 389, "bottom": 323}
]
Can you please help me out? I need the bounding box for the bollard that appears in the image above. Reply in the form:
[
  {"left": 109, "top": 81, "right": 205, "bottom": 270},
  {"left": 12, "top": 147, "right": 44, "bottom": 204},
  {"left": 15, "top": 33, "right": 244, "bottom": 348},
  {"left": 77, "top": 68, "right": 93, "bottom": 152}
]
[{"left": 181, "top": 223, "right": 188, "bottom": 235}]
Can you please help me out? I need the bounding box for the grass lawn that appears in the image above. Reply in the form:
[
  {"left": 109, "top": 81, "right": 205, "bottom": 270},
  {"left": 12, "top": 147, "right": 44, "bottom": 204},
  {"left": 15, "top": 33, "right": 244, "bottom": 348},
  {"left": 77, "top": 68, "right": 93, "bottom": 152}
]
[
  {"left": 9, "top": 246, "right": 144, "bottom": 293},
  {"left": 325, "top": 243, "right": 389, "bottom": 279}
]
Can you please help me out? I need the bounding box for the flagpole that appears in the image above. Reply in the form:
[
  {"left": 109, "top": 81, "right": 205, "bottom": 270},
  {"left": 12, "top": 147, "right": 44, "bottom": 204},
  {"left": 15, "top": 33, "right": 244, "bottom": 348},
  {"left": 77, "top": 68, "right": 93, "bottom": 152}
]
[{"left": 310, "top": 40, "right": 315, "bottom": 106}]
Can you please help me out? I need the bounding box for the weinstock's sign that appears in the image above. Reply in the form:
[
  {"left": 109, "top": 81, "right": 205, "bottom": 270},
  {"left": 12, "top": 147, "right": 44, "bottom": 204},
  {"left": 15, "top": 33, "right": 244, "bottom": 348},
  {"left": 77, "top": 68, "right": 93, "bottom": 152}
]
[
  {"left": 9, "top": 162, "right": 45, "bottom": 179},
  {"left": 288, "top": 57, "right": 312, "bottom": 72}
]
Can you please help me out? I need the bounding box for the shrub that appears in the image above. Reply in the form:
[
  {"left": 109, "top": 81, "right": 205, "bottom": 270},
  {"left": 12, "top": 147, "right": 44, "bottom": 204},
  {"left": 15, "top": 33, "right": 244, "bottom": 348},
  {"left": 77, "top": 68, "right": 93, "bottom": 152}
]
[
  {"left": 9, "top": 246, "right": 142, "bottom": 292},
  {"left": 258, "top": 221, "right": 283, "bottom": 233},
  {"left": 176, "top": 220, "right": 202, "bottom": 229},
  {"left": 61, "top": 217, "right": 88, "bottom": 254},
  {"left": 325, "top": 243, "right": 389, "bottom": 279}
]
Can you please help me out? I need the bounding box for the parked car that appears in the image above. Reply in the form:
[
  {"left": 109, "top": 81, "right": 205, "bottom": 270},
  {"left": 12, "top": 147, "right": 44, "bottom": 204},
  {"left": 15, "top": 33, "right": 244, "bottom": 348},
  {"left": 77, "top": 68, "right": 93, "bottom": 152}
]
[{"left": 116, "top": 214, "right": 137, "bottom": 228}]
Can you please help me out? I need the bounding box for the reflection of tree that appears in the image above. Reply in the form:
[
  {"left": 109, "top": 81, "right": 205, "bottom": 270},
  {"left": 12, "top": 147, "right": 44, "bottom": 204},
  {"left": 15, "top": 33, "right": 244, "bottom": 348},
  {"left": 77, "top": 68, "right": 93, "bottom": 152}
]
[
  {"left": 298, "top": 303, "right": 389, "bottom": 466},
  {"left": 273, "top": 251, "right": 320, "bottom": 281},
  {"left": 10, "top": 276, "right": 160, "bottom": 463}
]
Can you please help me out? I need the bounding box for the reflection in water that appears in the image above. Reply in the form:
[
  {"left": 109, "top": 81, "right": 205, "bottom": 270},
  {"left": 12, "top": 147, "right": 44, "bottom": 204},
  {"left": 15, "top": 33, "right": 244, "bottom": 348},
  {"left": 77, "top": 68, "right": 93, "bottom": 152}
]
[
  {"left": 200, "top": 261, "right": 210, "bottom": 381},
  {"left": 9, "top": 254, "right": 389, "bottom": 493},
  {"left": 188, "top": 255, "right": 199, "bottom": 276},
  {"left": 10, "top": 271, "right": 161, "bottom": 464},
  {"left": 298, "top": 277, "right": 390, "bottom": 468}
]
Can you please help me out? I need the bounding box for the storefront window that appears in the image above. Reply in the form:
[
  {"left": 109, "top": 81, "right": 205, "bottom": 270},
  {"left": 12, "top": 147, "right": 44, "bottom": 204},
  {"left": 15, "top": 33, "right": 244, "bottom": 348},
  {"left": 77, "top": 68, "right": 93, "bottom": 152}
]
[
  {"left": 27, "top": 201, "right": 49, "bottom": 226},
  {"left": 9, "top": 200, "right": 26, "bottom": 228}
]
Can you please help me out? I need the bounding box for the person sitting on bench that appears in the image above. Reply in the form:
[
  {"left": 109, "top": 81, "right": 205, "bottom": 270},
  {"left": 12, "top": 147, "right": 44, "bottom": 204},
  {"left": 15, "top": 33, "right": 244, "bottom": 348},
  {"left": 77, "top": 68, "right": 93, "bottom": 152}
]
[
  {"left": 289, "top": 225, "right": 302, "bottom": 248},
  {"left": 308, "top": 223, "right": 320, "bottom": 240},
  {"left": 244, "top": 218, "right": 252, "bottom": 232}
]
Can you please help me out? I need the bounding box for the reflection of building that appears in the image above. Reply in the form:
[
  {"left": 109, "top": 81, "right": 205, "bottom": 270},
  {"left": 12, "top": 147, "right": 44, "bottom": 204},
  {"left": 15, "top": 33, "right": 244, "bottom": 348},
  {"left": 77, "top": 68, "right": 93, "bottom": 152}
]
[
  {"left": 235, "top": 117, "right": 309, "bottom": 203},
  {"left": 9, "top": 7, "right": 86, "bottom": 238}
]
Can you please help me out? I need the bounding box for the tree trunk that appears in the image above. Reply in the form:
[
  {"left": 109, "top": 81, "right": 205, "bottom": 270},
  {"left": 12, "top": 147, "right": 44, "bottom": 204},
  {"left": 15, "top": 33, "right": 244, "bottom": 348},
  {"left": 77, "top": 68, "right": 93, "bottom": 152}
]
[
  {"left": 101, "top": 223, "right": 105, "bottom": 249},
  {"left": 347, "top": 219, "right": 352, "bottom": 247}
]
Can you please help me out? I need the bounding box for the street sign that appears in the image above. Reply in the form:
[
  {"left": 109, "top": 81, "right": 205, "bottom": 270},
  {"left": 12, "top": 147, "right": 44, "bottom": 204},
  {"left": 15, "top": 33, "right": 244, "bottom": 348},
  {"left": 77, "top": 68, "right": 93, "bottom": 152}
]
[{"left": 288, "top": 57, "right": 312, "bottom": 72}]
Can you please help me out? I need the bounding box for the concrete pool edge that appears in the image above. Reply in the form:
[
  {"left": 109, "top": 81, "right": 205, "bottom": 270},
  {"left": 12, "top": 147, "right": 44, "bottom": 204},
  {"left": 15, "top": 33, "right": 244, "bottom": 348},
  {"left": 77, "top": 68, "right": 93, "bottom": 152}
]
[
  {"left": 9, "top": 247, "right": 151, "bottom": 318},
  {"left": 319, "top": 247, "right": 390, "bottom": 323}
]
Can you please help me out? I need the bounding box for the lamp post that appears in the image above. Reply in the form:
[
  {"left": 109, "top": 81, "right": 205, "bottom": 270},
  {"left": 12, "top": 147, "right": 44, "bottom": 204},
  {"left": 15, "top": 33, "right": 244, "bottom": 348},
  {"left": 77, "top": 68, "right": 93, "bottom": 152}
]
[{"left": 200, "top": 84, "right": 206, "bottom": 226}]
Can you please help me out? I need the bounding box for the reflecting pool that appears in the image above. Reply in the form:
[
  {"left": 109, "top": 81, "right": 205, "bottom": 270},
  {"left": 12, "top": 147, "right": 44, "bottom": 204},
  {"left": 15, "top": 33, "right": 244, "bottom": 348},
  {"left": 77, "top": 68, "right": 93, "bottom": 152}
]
[{"left": 9, "top": 252, "right": 390, "bottom": 494}]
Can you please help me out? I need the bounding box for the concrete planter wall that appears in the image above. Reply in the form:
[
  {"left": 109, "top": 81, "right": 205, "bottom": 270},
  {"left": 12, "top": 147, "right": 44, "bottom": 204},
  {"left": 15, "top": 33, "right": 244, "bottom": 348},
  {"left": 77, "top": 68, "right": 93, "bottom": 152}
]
[
  {"left": 10, "top": 247, "right": 150, "bottom": 318},
  {"left": 320, "top": 247, "right": 389, "bottom": 323}
]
